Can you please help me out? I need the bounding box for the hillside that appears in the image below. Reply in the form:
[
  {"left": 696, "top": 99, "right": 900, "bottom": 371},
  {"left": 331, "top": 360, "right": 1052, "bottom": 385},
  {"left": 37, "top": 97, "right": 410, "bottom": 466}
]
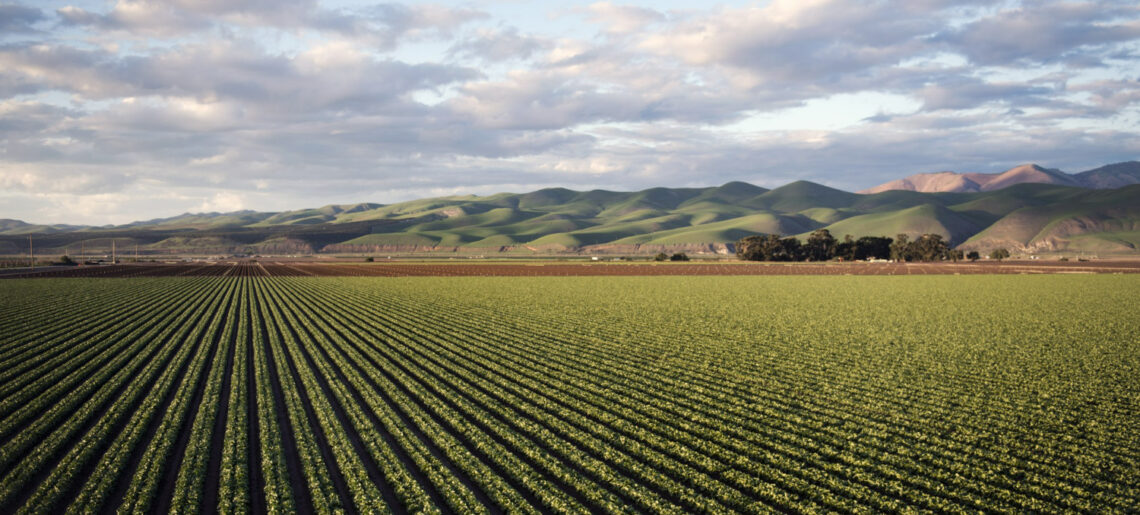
[
  {"left": 5, "top": 181, "right": 1140, "bottom": 256},
  {"left": 860, "top": 161, "right": 1140, "bottom": 194}
]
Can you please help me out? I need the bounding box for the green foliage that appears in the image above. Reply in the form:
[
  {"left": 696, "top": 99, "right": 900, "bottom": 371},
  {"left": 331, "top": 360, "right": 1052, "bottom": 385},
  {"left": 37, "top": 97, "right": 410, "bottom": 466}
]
[
  {"left": 735, "top": 234, "right": 802, "bottom": 261},
  {"left": 0, "top": 275, "right": 1138, "bottom": 513},
  {"left": 654, "top": 252, "right": 668, "bottom": 262},
  {"left": 886, "top": 233, "right": 952, "bottom": 262},
  {"left": 668, "top": 253, "right": 689, "bottom": 262},
  {"left": 890, "top": 233, "right": 911, "bottom": 262},
  {"left": 990, "top": 248, "right": 1011, "bottom": 261},
  {"left": 803, "top": 229, "right": 837, "bottom": 261},
  {"left": 966, "top": 251, "right": 981, "bottom": 261}
]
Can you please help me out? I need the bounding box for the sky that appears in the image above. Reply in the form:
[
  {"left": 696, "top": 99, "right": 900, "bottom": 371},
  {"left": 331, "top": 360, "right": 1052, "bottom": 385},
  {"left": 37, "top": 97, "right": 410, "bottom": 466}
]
[{"left": 1, "top": 0, "right": 1139, "bottom": 225}]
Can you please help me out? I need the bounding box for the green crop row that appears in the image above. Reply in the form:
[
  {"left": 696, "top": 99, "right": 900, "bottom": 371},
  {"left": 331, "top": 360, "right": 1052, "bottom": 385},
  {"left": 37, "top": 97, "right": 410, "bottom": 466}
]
[{"left": 0, "top": 275, "right": 1135, "bottom": 513}]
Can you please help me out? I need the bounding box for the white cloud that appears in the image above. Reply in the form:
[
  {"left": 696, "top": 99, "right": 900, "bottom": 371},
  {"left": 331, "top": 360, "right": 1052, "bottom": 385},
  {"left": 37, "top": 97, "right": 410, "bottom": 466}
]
[
  {"left": 582, "top": 2, "right": 664, "bottom": 35},
  {"left": 0, "top": 1, "right": 1138, "bottom": 225},
  {"left": 199, "top": 191, "right": 245, "bottom": 212}
]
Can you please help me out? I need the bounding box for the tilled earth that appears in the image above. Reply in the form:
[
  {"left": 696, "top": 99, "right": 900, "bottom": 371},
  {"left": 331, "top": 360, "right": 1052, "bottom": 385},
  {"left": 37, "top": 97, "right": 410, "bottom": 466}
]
[{"left": 3, "top": 259, "right": 1138, "bottom": 278}]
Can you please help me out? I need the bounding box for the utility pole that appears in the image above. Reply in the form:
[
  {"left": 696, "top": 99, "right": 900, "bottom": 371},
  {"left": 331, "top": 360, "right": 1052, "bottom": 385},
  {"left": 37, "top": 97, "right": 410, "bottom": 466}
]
[
  {"left": 135, "top": 244, "right": 139, "bottom": 262},
  {"left": 112, "top": 240, "right": 116, "bottom": 264},
  {"left": 29, "top": 235, "right": 33, "bottom": 269}
]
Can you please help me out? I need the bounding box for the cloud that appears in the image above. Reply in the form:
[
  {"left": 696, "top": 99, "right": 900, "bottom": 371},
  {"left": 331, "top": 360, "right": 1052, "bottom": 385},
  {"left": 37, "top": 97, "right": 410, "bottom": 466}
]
[
  {"left": 2, "top": 1, "right": 1139, "bottom": 225},
  {"left": 56, "top": 2, "right": 212, "bottom": 37},
  {"left": 448, "top": 27, "right": 547, "bottom": 62},
  {"left": 56, "top": 0, "right": 486, "bottom": 47},
  {"left": 0, "top": 38, "right": 479, "bottom": 112},
  {"left": 359, "top": 3, "right": 487, "bottom": 48},
  {"left": 582, "top": 2, "right": 664, "bottom": 35},
  {"left": 937, "top": 2, "right": 1140, "bottom": 66},
  {"left": 199, "top": 191, "right": 245, "bottom": 212},
  {"left": 638, "top": 0, "right": 941, "bottom": 85},
  {"left": 918, "top": 76, "right": 1056, "bottom": 111},
  {"left": 0, "top": 3, "right": 45, "bottom": 33}
]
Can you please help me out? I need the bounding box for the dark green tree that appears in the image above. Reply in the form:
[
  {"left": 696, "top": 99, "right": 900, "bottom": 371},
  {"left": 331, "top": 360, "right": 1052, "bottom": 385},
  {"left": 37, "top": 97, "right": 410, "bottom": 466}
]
[
  {"left": 736, "top": 234, "right": 780, "bottom": 261},
  {"left": 854, "top": 236, "right": 893, "bottom": 260},
  {"left": 966, "top": 251, "right": 980, "bottom": 261},
  {"left": 735, "top": 235, "right": 766, "bottom": 261},
  {"left": 736, "top": 234, "right": 801, "bottom": 261},
  {"left": 835, "top": 234, "right": 856, "bottom": 261},
  {"left": 669, "top": 252, "right": 690, "bottom": 261},
  {"left": 912, "top": 234, "right": 950, "bottom": 262},
  {"left": 990, "top": 248, "right": 1011, "bottom": 261},
  {"left": 654, "top": 252, "right": 668, "bottom": 262},
  {"left": 804, "top": 229, "right": 837, "bottom": 261},
  {"left": 890, "top": 234, "right": 911, "bottom": 262}
]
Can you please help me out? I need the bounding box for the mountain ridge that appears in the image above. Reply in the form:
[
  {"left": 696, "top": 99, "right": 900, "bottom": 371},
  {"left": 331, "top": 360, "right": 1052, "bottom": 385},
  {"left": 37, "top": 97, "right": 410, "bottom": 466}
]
[
  {"left": 860, "top": 161, "right": 1139, "bottom": 194},
  {"left": 3, "top": 177, "right": 1138, "bottom": 256}
]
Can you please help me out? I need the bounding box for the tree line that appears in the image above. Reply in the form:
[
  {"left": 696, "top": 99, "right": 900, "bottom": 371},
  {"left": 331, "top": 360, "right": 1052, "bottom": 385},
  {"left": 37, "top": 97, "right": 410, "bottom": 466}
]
[{"left": 736, "top": 230, "right": 1004, "bottom": 262}]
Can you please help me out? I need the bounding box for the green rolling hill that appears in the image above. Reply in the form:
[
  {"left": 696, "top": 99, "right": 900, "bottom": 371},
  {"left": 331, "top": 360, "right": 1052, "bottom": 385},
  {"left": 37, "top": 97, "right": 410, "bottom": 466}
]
[{"left": 4, "top": 181, "right": 1139, "bottom": 256}]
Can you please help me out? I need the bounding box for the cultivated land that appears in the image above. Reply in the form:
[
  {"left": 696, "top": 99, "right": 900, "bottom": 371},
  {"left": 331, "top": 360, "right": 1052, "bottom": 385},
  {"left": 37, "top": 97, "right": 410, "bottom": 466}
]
[
  {"left": 0, "top": 274, "right": 1137, "bottom": 512},
  {"left": 2, "top": 258, "right": 1140, "bottom": 279}
]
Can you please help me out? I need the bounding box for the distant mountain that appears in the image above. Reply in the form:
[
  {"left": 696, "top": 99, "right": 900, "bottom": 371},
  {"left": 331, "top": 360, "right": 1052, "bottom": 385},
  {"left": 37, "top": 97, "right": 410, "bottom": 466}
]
[
  {"left": 4, "top": 178, "right": 1139, "bottom": 255},
  {"left": 1075, "top": 162, "right": 1140, "bottom": 189},
  {"left": 860, "top": 161, "right": 1139, "bottom": 194},
  {"left": 119, "top": 210, "right": 274, "bottom": 229},
  {"left": 0, "top": 219, "right": 89, "bottom": 235}
]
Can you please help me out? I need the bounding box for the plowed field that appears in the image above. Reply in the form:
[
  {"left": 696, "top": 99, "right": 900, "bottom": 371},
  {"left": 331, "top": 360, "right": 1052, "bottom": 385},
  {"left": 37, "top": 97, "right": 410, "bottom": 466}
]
[{"left": 3, "top": 259, "right": 1138, "bottom": 279}]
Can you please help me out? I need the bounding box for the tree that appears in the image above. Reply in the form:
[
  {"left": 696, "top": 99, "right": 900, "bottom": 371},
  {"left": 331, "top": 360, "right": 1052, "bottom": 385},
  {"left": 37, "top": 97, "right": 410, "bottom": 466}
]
[
  {"left": 654, "top": 252, "right": 668, "bottom": 262},
  {"left": 890, "top": 234, "right": 911, "bottom": 262},
  {"left": 736, "top": 234, "right": 801, "bottom": 261},
  {"left": 365, "top": 256, "right": 375, "bottom": 262},
  {"left": 966, "top": 251, "right": 980, "bottom": 262},
  {"left": 735, "top": 235, "right": 766, "bottom": 261},
  {"left": 737, "top": 234, "right": 783, "bottom": 261},
  {"left": 835, "top": 235, "right": 856, "bottom": 261},
  {"left": 774, "top": 237, "right": 802, "bottom": 261},
  {"left": 804, "top": 229, "right": 838, "bottom": 261},
  {"left": 990, "top": 248, "right": 1010, "bottom": 261},
  {"left": 58, "top": 255, "right": 76, "bottom": 265},
  {"left": 669, "top": 252, "right": 690, "bottom": 261},
  {"left": 948, "top": 249, "right": 964, "bottom": 262},
  {"left": 854, "top": 236, "right": 893, "bottom": 260},
  {"left": 912, "top": 234, "right": 950, "bottom": 262}
]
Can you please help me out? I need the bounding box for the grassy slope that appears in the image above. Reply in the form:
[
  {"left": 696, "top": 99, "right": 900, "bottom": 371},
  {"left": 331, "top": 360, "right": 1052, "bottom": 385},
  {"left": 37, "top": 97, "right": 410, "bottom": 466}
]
[
  {"left": 962, "top": 185, "right": 1140, "bottom": 252},
  {"left": 8, "top": 182, "right": 1139, "bottom": 253},
  {"left": 809, "top": 204, "right": 982, "bottom": 244}
]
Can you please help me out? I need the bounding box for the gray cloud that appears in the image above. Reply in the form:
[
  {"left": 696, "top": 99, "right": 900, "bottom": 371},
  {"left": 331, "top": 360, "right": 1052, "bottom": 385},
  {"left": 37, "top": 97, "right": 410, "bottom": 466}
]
[
  {"left": 0, "top": 2, "right": 44, "bottom": 33},
  {"left": 2, "top": 1, "right": 1139, "bottom": 225},
  {"left": 447, "top": 27, "right": 547, "bottom": 62},
  {"left": 56, "top": 0, "right": 486, "bottom": 48},
  {"left": 918, "top": 76, "right": 1056, "bottom": 111},
  {"left": 937, "top": 2, "right": 1140, "bottom": 66}
]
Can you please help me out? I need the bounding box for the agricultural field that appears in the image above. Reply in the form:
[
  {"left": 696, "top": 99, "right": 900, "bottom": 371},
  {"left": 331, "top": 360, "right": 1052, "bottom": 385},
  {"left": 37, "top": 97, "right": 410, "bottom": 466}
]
[
  {"left": 0, "top": 275, "right": 1137, "bottom": 512},
  {"left": 3, "top": 258, "right": 1140, "bottom": 279}
]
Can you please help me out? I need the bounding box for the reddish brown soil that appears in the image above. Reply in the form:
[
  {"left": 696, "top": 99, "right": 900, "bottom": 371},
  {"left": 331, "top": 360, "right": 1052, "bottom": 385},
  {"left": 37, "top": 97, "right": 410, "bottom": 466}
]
[{"left": 3, "top": 260, "right": 1139, "bottom": 278}]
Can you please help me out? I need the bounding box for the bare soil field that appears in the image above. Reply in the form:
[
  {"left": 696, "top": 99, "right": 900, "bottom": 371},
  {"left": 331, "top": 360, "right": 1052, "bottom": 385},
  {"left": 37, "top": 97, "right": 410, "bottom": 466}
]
[{"left": 3, "top": 259, "right": 1138, "bottom": 279}]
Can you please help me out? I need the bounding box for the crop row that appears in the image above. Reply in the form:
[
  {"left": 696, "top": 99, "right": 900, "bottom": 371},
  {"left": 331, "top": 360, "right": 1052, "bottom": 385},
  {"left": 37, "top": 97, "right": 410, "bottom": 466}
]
[{"left": 0, "top": 275, "right": 1135, "bottom": 513}]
